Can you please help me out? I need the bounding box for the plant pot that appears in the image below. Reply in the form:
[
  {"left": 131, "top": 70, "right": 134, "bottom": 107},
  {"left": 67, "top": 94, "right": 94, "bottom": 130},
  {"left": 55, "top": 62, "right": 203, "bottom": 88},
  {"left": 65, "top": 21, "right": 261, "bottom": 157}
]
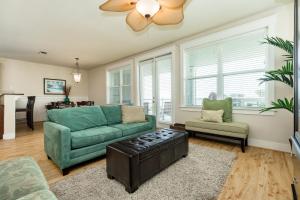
[{"left": 64, "top": 96, "right": 70, "bottom": 104}]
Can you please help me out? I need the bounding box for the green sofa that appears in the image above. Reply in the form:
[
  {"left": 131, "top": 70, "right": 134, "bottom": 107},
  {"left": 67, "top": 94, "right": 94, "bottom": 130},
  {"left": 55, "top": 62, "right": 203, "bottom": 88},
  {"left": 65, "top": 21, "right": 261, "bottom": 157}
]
[
  {"left": 44, "top": 105, "right": 156, "bottom": 174},
  {"left": 0, "top": 157, "right": 57, "bottom": 200},
  {"left": 185, "top": 98, "right": 249, "bottom": 152}
]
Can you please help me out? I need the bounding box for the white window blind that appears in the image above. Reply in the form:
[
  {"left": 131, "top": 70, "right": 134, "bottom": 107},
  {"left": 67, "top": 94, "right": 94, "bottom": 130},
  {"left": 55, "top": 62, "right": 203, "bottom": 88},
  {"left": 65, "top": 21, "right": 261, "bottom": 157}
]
[
  {"left": 184, "top": 28, "right": 268, "bottom": 108},
  {"left": 107, "top": 65, "right": 132, "bottom": 104},
  {"left": 185, "top": 45, "right": 218, "bottom": 105}
]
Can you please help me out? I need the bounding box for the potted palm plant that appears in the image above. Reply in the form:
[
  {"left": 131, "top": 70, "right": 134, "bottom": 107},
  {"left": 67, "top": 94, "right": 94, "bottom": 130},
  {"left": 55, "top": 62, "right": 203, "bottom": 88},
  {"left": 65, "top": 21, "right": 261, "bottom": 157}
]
[{"left": 259, "top": 37, "right": 294, "bottom": 113}]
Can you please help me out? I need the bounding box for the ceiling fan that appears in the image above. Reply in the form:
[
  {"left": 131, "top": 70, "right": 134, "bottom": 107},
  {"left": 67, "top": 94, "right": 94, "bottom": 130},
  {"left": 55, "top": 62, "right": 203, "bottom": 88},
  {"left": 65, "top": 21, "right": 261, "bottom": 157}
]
[{"left": 99, "top": 0, "right": 186, "bottom": 32}]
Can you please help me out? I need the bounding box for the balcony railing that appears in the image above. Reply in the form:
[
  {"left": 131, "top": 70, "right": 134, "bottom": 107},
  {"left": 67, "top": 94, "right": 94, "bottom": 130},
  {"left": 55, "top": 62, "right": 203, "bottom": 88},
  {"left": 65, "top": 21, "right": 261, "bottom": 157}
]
[{"left": 143, "top": 98, "right": 172, "bottom": 123}]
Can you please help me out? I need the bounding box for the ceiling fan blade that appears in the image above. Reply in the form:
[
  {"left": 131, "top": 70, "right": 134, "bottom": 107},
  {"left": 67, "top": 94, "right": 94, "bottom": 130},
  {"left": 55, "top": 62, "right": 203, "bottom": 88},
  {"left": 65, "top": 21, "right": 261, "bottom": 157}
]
[
  {"left": 152, "top": 7, "right": 184, "bottom": 25},
  {"left": 126, "top": 10, "right": 151, "bottom": 32},
  {"left": 99, "top": 0, "right": 137, "bottom": 12},
  {"left": 158, "top": 0, "right": 186, "bottom": 8}
]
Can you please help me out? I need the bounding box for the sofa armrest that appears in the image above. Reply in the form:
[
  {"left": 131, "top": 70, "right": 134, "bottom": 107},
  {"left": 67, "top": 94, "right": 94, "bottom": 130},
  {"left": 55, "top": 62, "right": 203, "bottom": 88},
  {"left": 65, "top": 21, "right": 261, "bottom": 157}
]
[
  {"left": 146, "top": 115, "right": 156, "bottom": 130},
  {"left": 43, "top": 122, "right": 71, "bottom": 170}
]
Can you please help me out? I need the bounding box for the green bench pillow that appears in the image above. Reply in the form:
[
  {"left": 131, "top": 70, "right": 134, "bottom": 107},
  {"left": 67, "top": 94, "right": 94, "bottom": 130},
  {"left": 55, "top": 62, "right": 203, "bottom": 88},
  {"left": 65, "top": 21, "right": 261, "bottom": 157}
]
[{"left": 202, "top": 98, "right": 233, "bottom": 122}]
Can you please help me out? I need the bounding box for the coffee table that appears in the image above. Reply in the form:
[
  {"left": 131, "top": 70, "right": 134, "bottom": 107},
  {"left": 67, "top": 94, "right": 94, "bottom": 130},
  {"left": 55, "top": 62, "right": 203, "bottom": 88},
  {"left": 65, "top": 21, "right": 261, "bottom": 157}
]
[{"left": 106, "top": 128, "right": 189, "bottom": 193}]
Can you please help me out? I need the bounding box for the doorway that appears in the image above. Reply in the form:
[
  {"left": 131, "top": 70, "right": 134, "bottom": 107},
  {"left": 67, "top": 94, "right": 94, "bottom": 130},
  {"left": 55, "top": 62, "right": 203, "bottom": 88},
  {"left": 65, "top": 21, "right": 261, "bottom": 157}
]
[{"left": 139, "top": 53, "right": 173, "bottom": 125}]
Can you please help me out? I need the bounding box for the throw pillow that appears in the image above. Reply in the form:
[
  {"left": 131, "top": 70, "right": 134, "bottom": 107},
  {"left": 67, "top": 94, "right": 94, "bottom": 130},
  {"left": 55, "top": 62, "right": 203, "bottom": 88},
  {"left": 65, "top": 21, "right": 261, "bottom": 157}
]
[
  {"left": 202, "top": 97, "right": 233, "bottom": 122},
  {"left": 202, "top": 110, "right": 224, "bottom": 123},
  {"left": 122, "top": 105, "right": 146, "bottom": 123}
]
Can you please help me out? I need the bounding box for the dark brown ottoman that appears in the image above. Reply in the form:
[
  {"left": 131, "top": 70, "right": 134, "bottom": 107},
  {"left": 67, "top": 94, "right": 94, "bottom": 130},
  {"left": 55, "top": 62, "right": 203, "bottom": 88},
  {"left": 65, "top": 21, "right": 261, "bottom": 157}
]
[{"left": 106, "top": 128, "right": 189, "bottom": 193}]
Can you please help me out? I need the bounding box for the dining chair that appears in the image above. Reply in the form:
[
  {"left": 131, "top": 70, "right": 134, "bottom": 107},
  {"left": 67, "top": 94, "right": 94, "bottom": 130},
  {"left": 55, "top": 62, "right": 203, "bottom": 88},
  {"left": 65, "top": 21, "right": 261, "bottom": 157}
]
[
  {"left": 77, "top": 101, "right": 94, "bottom": 107},
  {"left": 16, "top": 96, "right": 36, "bottom": 130}
]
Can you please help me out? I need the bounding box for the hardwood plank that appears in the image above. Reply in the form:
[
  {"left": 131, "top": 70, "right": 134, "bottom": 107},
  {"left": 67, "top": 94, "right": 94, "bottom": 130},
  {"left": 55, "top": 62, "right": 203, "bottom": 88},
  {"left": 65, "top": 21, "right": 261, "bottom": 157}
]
[{"left": 0, "top": 123, "right": 293, "bottom": 200}]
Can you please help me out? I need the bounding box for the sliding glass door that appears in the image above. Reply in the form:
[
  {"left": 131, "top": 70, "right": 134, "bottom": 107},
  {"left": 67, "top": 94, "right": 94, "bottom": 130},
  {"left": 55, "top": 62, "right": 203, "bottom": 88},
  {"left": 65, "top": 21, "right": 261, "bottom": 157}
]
[
  {"left": 139, "top": 54, "right": 173, "bottom": 124},
  {"left": 140, "top": 59, "right": 155, "bottom": 115}
]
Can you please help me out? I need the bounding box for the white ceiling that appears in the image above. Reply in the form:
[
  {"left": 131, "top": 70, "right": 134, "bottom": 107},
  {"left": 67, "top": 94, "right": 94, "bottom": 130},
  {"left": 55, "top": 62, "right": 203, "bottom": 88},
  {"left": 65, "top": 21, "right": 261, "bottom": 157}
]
[{"left": 0, "top": 0, "right": 292, "bottom": 69}]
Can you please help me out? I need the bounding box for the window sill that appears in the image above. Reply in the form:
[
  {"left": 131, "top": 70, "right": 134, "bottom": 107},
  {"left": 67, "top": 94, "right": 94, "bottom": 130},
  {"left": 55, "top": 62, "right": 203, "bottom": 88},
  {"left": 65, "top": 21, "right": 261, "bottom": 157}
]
[{"left": 179, "top": 106, "right": 276, "bottom": 116}]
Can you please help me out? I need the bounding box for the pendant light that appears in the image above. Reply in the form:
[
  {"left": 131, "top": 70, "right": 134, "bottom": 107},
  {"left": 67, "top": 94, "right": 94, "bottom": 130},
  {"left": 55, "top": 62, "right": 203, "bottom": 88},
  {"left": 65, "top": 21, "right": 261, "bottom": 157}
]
[{"left": 73, "top": 58, "right": 81, "bottom": 83}]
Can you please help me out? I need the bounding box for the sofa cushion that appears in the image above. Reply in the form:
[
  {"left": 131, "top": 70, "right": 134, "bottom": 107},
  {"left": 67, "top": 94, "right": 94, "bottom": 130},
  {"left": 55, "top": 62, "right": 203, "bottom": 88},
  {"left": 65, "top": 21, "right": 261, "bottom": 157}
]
[
  {"left": 0, "top": 157, "right": 49, "bottom": 200},
  {"left": 47, "top": 106, "right": 107, "bottom": 132},
  {"left": 202, "top": 98, "right": 232, "bottom": 122},
  {"left": 122, "top": 106, "right": 146, "bottom": 123},
  {"left": 110, "top": 122, "right": 152, "bottom": 137},
  {"left": 101, "top": 105, "right": 122, "bottom": 125},
  {"left": 186, "top": 119, "right": 249, "bottom": 135},
  {"left": 17, "top": 190, "right": 57, "bottom": 200},
  {"left": 71, "top": 126, "right": 122, "bottom": 149}
]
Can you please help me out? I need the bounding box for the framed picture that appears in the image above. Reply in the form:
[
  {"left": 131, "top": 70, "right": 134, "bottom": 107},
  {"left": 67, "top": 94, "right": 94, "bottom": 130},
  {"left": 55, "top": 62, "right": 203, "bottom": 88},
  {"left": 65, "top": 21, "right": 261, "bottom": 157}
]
[{"left": 44, "top": 78, "right": 66, "bottom": 95}]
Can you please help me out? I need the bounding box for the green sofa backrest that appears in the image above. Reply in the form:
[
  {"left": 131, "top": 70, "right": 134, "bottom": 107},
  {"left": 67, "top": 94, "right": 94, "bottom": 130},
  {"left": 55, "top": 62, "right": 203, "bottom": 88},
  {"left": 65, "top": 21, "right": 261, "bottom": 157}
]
[
  {"left": 47, "top": 106, "right": 107, "bottom": 132},
  {"left": 202, "top": 97, "right": 233, "bottom": 122},
  {"left": 101, "top": 105, "right": 122, "bottom": 125}
]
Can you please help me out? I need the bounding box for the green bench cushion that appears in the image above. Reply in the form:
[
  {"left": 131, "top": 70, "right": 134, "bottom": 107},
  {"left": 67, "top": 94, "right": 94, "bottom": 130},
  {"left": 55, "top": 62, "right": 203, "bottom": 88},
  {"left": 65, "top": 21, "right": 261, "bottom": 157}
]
[
  {"left": 48, "top": 106, "right": 107, "bottom": 132},
  {"left": 0, "top": 157, "right": 49, "bottom": 200},
  {"left": 71, "top": 126, "right": 122, "bottom": 149},
  {"left": 186, "top": 126, "right": 248, "bottom": 139},
  {"left": 110, "top": 122, "right": 153, "bottom": 137},
  {"left": 17, "top": 190, "right": 57, "bottom": 200},
  {"left": 101, "top": 105, "right": 122, "bottom": 125},
  {"left": 186, "top": 120, "right": 249, "bottom": 138}
]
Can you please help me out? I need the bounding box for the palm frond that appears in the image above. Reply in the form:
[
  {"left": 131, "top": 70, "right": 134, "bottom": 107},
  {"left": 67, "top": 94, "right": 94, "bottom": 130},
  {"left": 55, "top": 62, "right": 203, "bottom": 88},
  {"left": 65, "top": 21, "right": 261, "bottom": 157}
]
[
  {"left": 259, "top": 60, "right": 294, "bottom": 87},
  {"left": 262, "top": 37, "right": 293, "bottom": 59},
  {"left": 259, "top": 36, "right": 294, "bottom": 113},
  {"left": 260, "top": 98, "right": 294, "bottom": 113}
]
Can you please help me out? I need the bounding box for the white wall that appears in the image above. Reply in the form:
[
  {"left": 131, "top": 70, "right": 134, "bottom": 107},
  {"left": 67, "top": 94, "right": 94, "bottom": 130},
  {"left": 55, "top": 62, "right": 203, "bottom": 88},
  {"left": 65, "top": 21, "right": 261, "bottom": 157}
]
[
  {"left": 0, "top": 58, "right": 89, "bottom": 121},
  {"left": 88, "top": 66, "right": 107, "bottom": 105},
  {"left": 88, "top": 4, "right": 294, "bottom": 152}
]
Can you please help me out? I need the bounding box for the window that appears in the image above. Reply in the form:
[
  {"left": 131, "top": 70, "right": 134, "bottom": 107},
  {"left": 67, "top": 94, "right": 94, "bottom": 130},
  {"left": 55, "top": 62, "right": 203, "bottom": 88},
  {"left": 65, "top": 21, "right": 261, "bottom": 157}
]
[
  {"left": 107, "top": 65, "right": 132, "bottom": 104},
  {"left": 183, "top": 29, "right": 268, "bottom": 108}
]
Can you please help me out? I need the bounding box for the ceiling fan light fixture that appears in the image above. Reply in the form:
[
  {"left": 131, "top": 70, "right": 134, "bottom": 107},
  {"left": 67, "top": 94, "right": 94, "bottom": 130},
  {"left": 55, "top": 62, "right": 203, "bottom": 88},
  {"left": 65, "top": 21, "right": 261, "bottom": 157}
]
[
  {"left": 136, "top": 0, "right": 160, "bottom": 18},
  {"left": 99, "top": 0, "right": 186, "bottom": 32}
]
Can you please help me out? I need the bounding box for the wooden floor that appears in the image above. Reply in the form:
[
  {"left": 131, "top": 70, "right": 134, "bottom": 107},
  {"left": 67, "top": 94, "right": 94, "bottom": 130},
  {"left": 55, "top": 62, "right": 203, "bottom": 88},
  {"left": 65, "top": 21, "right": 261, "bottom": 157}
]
[{"left": 0, "top": 122, "right": 293, "bottom": 200}]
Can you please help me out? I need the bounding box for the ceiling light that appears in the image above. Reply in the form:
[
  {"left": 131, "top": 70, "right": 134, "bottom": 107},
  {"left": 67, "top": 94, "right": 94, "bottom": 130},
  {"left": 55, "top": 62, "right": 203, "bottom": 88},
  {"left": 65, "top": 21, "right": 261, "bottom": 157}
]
[
  {"left": 136, "top": 0, "right": 160, "bottom": 18},
  {"left": 73, "top": 58, "right": 81, "bottom": 83},
  {"left": 99, "top": 0, "right": 186, "bottom": 32}
]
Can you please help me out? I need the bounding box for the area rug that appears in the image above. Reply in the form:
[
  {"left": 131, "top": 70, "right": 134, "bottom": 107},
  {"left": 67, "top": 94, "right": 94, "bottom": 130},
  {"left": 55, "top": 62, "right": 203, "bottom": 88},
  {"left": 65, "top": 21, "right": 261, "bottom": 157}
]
[{"left": 50, "top": 144, "right": 236, "bottom": 200}]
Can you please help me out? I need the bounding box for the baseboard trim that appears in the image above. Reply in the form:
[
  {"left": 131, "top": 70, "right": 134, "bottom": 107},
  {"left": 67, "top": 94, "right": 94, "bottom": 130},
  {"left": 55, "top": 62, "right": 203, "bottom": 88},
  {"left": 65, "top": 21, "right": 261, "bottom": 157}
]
[
  {"left": 248, "top": 138, "right": 290, "bottom": 153},
  {"left": 3, "top": 132, "right": 15, "bottom": 140}
]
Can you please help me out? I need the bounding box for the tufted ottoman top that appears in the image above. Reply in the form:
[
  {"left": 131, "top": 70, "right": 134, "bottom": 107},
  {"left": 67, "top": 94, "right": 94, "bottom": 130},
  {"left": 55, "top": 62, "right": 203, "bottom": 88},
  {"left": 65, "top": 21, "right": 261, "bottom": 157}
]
[{"left": 108, "top": 129, "right": 188, "bottom": 156}]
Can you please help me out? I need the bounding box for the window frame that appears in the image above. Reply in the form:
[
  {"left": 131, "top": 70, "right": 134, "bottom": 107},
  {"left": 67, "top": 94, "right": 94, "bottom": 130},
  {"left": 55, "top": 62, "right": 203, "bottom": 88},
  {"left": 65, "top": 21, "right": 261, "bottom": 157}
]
[
  {"left": 180, "top": 16, "right": 276, "bottom": 110},
  {"left": 106, "top": 61, "right": 133, "bottom": 105}
]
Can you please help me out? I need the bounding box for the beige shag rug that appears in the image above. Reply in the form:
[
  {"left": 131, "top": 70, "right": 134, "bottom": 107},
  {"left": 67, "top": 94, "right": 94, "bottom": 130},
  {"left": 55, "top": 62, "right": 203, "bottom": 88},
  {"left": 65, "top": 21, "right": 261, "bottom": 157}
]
[{"left": 50, "top": 144, "right": 236, "bottom": 200}]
